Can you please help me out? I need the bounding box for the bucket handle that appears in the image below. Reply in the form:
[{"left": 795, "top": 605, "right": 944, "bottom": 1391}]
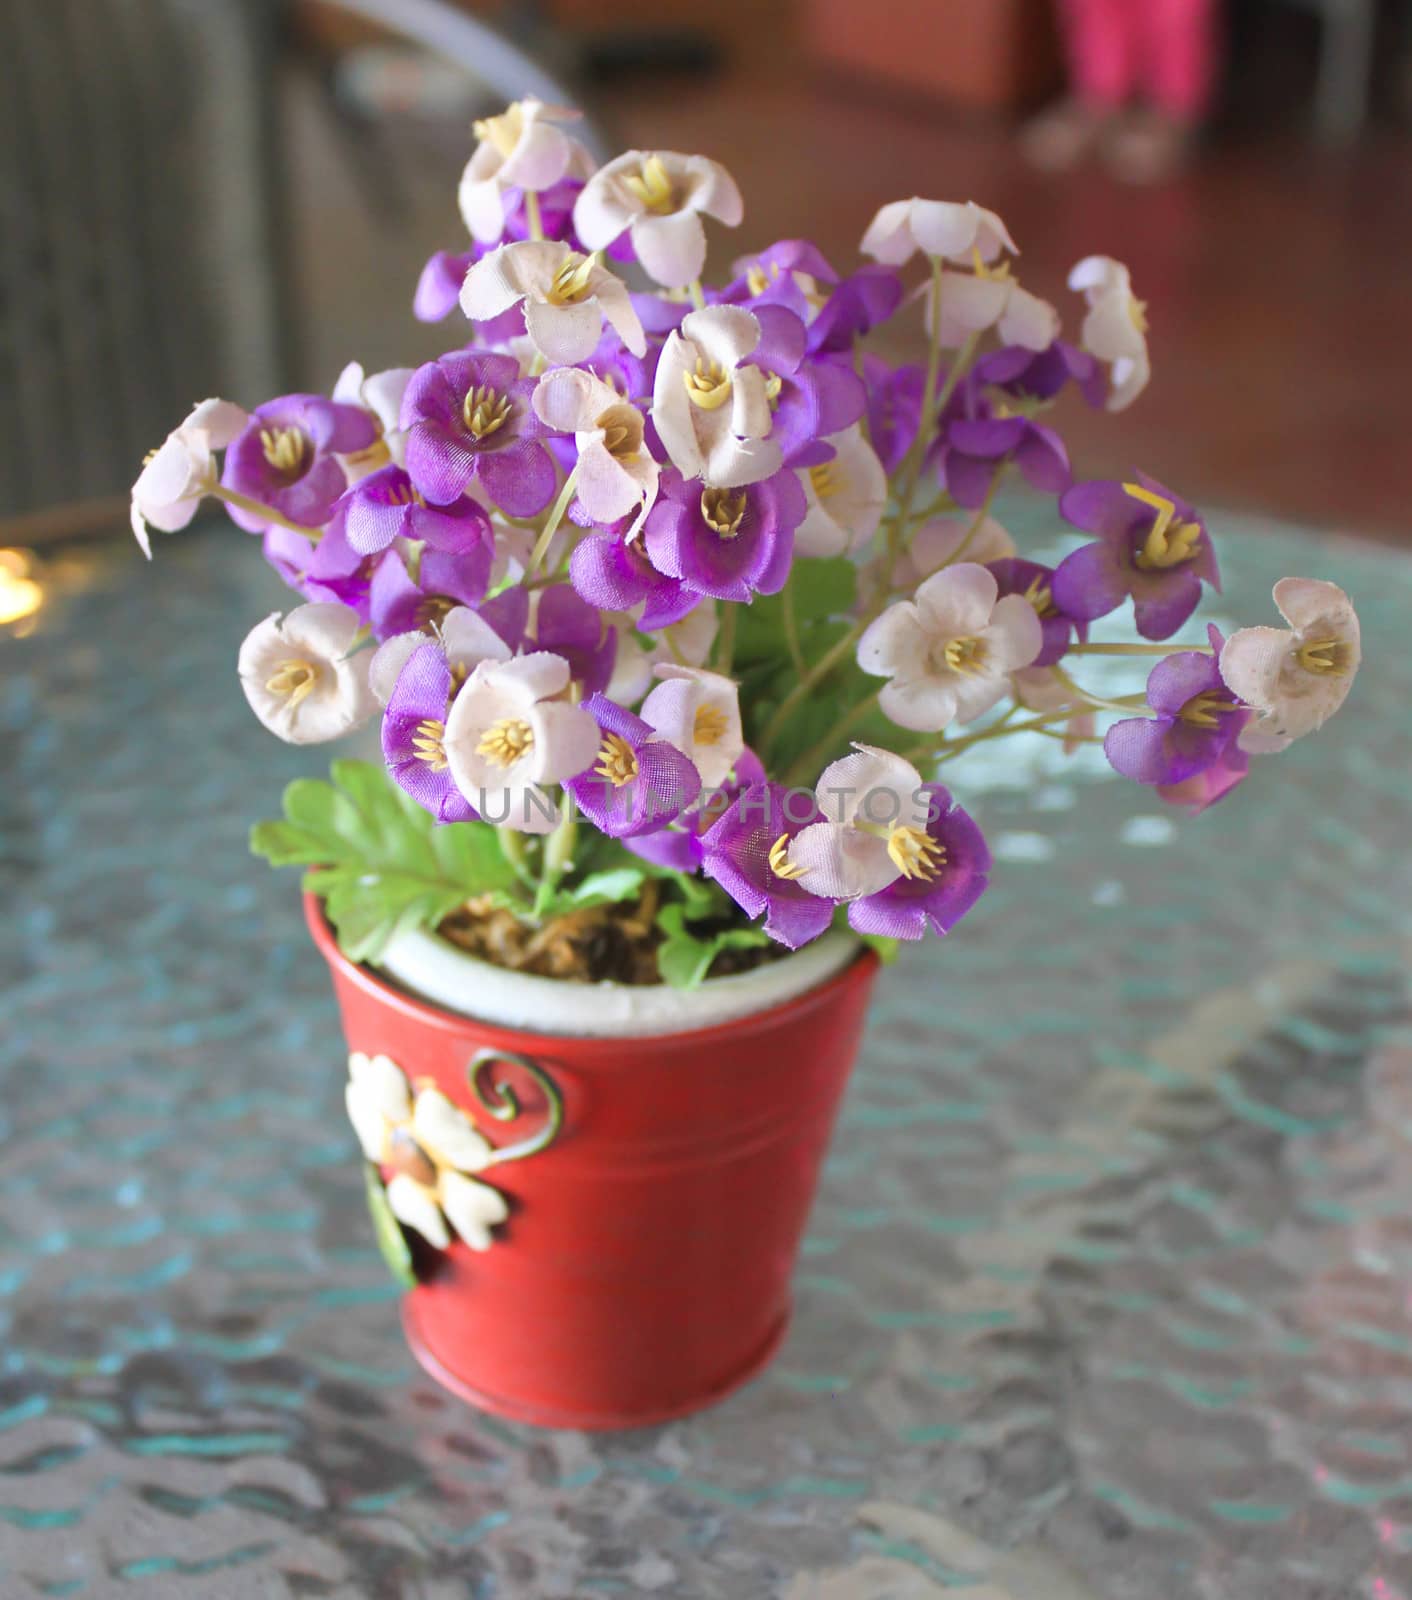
[{"left": 467, "top": 1048, "right": 564, "bottom": 1166}]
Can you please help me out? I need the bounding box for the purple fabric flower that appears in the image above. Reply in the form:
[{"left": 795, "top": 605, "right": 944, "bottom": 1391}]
[
  {"left": 644, "top": 468, "right": 805, "bottom": 605},
  {"left": 381, "top": 641, "right": 478, "bottom": 823},
  {"left": 369, "top": 545, "right": 493, "bottom": 640},
  {"left": 624, "top": 746, "right": 767, "bottom": 872},
  {"left": 806, "top": 264, "right": 904, "bottom": 354},
  {"left": 1104, "top": 627, "right": 1249, "bottom": 788},
  {"left": 221, "top": 395, "right": 376, "bottom": 533},
  {"left": 863, "top": 357, "right": 925, "bottom": 473},
  {"left": 847, "top": 785, "right": 991, "bottom": 942},
  {"left": 1156, "top": 744, "right": 1250, "bottom": 814},
  {"left": 937, "top": 415, "right": 1070, "bottom": 509},
  {"left": 339, "top": 464, "right": 495, "bottom": 557},
  {"left": 986, "top": 557, "right": 1087, "bottom": 668},
  {"left": 401, "top": 351, "right": 556, "bottom": 516},
  {"left": 1052, "top": 474, "right": 1221, "bottom": 641},
  {"left": 717, "top": 240, "right": 839, "bottom": 323},
  {"left": 262, "top": 513, "right": 398, "bottom": 624},
  {"left": 975, "top": 341, "right": 1105, "bottom": 407},
  {"left": 569, "top": 530, "right": 698, "bottom": 631},
  {"left": 748, "top": 306, "right": 866, "bottom": 465},
  {"left": 413, "top": 248, "right": 481, "bottom": 323},
  {"left": 528, "top": 584, "right": 617, "bottom": 695},
  {"left": 700, "top": 782, "right": 836, "bottom": 950},
  {"left": 566, "top": 695, "right": 701, "bottom": 838}
]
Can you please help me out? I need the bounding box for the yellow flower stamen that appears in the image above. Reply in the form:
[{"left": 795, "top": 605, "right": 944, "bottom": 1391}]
[
  {"left": 593, "top": 402, "right": 643, "bottom": 461},
  {"left": 473, "top": 103, "right": 524, "bottom": 158},
  {"left": 683, "top": 357, "right": 732, "bottom": 411},
  {"left": 260, "top": 426, "right": 309, "bottom": 477},
  {"left": 746, "top": 262, "right": 772, "bottom": 297},
  {"left": 970, "top": 246, "right": 1012, "bottom": 282},
  {"left": 762, "top": 372, "right": 783, "bottom": 409},
  {"left": 417, "top": 595, "right": 457, "bottom": 628},
  {"left": 940, "top": 636, "right": 988, "bottom": 675},
  {"left": 546, "top": 251, "right": 601, "bottom": 306},
  {"left": 265, "top": 658, "right": 319, "bottom": 708},
  {"left": 768, "top": 833, "right": 808, "bottom": 881},
  {"left": 1296, "top": 637, "right": 1352, "bottom": 676},
  {"left": 592, "top": 732, "right": 639, "bottom": 787},
  {"left": 412, "top": 718, "right": 448, "bottom": 772},
  {"left": 476, "top": 717, "right": 534, "bottom": 769},
  {"left": 1023, "top": 574, "right": 1055, "bottom": 616},
  {"left": 1123, "top": 484, "right": 1203, "bottom": 571},
  {"left": 808, "top": 461, "right": 842, "bottom": 501},
  {"left": 887, "top": 825, "right": 946, "bottom": 882},
  {"left": 622, "top": 154, "right": 676, "bottom": 215},
  {"left": 462, "top": 385, "right": 512, "bottom": 440},
  {"left": 693, "top": 703, "right": 729, "bottom": 745},
  {"left": 700, "top": 487, "right": 747, "bottom": 538},
  {"left": 1129, "top": 296, "right": 1150, "bottom": 336},
  {"left": 1179, "top": 690, "right": 1238, "bottom": 729},
  {"left": 387, "top": 480, "right": 425, "bottom": 507}
]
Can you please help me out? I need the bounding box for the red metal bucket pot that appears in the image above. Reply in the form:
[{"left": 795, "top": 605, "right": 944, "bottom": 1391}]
[{"left": 305, "top": 896, "right": 879, "bottom": 1430}]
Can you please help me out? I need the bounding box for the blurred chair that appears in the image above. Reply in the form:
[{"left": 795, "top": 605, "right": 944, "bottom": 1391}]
[
  {"left": 0, "top": 0, "right": 594, "bottom": 546},
  {"left": 1281, "top": 0, "right": 1379, "bottom": 142}
]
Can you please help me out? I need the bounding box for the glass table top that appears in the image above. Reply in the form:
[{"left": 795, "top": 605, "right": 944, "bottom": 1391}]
[{"left": 3, "top": 510, "right": 1411, "bottom": 1599}]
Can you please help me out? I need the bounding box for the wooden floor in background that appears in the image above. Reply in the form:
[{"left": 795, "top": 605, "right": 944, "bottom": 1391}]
[{"left": 604, "top": 70, "right": 1412, "bottom": 545}]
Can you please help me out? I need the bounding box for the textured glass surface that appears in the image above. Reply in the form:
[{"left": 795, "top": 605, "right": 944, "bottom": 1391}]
[{"left": 3, "top": 515, "right": 1411, "bottom": 1599}]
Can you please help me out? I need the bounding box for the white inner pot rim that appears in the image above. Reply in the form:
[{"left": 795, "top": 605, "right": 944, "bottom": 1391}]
[{"left": 374, "top": 925, "right": 861, "bottom": 1039}]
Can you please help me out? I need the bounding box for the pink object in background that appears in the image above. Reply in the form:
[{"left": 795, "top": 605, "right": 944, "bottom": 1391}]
[{"left": 1061, "top": 0, "right": 1221, "bottom": 120}]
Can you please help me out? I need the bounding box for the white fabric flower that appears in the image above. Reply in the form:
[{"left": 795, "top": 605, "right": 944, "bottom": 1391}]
[
  {"left": 462, "top": 241, "right": 646, "bottom": 366},
  {"left": 857, "top": 563, "right": 1043, "bottom": 733},
  {"left": 1220, "top": 578, "right": 1361, "bottom": 754},
  {"left": 533, "top": 368, "right": 658, "bottom": 535},
  {"left": 573, "top": 150, "right": 743, "bottom": 289},
  {"left": 923, "top": 268, "right": 1059, "bottom": 352},
  {"left": 652, "top": 306, "right": 779, "bottom": 488},
  {"left": 796, "top": 426, "right": 887, "bottom": 557},
  {"left": 331, "top": 361, "right": 413, "bottom": 481},
  {"left": 909, "top": 515, "right": 1016, "bottom": 577},
  {"left": 345, "top": 1052, "right": 509, "bottom": 1251},
  {"left": 1069, "top": 256, "right": 1150, "bottom": 412},
  {"left": 130, "top": 398, "right": 248, "bottom": 556},
  {"left": 640, "top": 664, "right": 743, "bottom": 790},
  {"left": 860, "top": 199, "right": 1017, "bottom": 268},
  {"left": 458, "top": 99, "right": 593, "bottom": 244},
  {"left": 443, "top": 653, "right": 599, "bottom": 833},
  {"left": 785, "top": 745, "right": 932, "bottom": 900},
  {"left": 237, "top": 603, "right": 374, "bottom": 744},
  {"left": 369, "top": 605, "right": 513, "bottom": 706}
]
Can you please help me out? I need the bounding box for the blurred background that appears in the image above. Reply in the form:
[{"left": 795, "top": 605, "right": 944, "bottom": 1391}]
[{"left": 2, "top": 0, "right": 1410, "bottom": 630}]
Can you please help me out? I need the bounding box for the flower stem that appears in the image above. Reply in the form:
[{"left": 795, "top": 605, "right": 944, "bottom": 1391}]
[
  {"left": 688, "top": 278, "right": 706, "bottom": 311},
  {"left": 781, "top": 582, "right": 806, "bottom": 676},
  {"left": 902, "top": 706, "right": 1081, "bottom": 765},
  {"left": 497, "top": 827, "right": 537, "bottom": 890},
  {"left": 1048, "top": 663, "right": 1149, "bottom": 714},
  {"left": 933, "top": 466, "right": 1004, "bottom": 570},
  {"left": 208, "top": 485, "right": 324, "bottom": 543},
  {"left": 534, "top": 795, "right": 577, "bottom": 916},
  {"left": 758, "top": 619, "right": 866, "bottom": 755},
  {"left": 524, "top": 190, "right": 544, "bottom": 241},
  {"left": 526, "top": 466, "right": 580, "bottom": 576}
]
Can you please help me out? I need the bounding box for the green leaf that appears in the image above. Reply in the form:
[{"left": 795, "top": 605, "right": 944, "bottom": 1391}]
[
  {"left": 363, "top": 1162, "right": 417, "bottom": 1289},
  {"left": 569, "top": 866, "right": 646, "bottom": 906},
  {"left": 654, "top": 902, "right": 772, "bottom": 989},
  {"left": 857, "top": 932, "right": 901, "bottom": 966}
]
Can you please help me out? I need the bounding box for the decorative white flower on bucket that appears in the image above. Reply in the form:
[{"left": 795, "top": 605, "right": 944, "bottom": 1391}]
[
  {"left": 369, "top": 604, "right": 512, "bottom": 707},
  {"left": 796, "top": 426, "right": 887, "bottom": 557},
  {"left": 784, "top": 744, "right": 934, "bottom": 900},
  {"left": 331, "top": 361, "right": 414, "bottom": 482},
  {"left": 237, "top": 603, "right": 375, "bottom": 744},
  {"left": 1069, "top": 256, "right": 1150, "bottom": 412},
  {"left": 1220, "top": 578, "right": 1361, "bottom": 753},
  {"left": 640, "top": 663, "right": 744, "bottom": 789},
  {"left": 652, "top": 307, "right": 780, "bottom": 489},
  {"left": 857, "top": 563, "right": 1044, "bottom": 732},
  {"left": 443, "top": 652, "right": 599, "bottom": 832},
  {"left": 457, "top": 99, "right": 592, "bottom": 244},
  {"left": 533, "top": 368, "right": 659, "bottom": 535},
  {"left": 573, "top": 150, "right": 743, "bottom": 289},
  {"left": 130, "top": 398, "right": 249, "bottom": 556},
  {"left": 462, "top": 241, "right": 646, "bottom": 367},
  {"left": 860, "top": 198, "right": 1017, "bottom": 269},
  {"left": 345, "top": 1052, "right": 509, "bottom": 1251}
]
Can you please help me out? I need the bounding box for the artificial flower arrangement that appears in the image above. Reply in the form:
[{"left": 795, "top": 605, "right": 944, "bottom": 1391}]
[{"left": 130, "top": 102, "right": 1361, "bottom": 983}]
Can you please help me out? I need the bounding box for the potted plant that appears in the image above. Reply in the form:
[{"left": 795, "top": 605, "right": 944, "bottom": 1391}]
[{"left": 130, "top": 101, "right": 1361, "bottom": 1429}]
